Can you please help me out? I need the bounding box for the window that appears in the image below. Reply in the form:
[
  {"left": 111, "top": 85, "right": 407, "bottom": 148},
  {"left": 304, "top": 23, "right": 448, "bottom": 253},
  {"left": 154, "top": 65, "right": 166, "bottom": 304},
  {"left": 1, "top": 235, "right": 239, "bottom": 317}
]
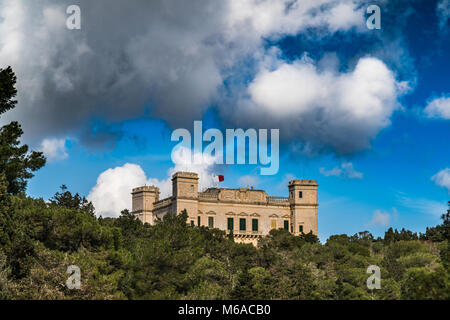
[
  {"left": 252, "top": 219, "right": 258, "bottom": 232},
  {"left": 190, "top": 220, "right": 194, "bottom": 227},
  {"left": 271, "top": 219, "right": 277, "bottom": 230},
  {"left": 299, "top": 225, "right": 304, "bottom": 233},
  {"left": 284, "top": 220, "right": 289, "bottom": 231},
  {"left": 190, "top": 185, "right": 194, "bottom": 192},
  {"left": 239, "top": 218, "right": 246, "bottom": 231},
  {"left": 299, "top": 191, "right": 303, "bottom": 198},
  {"left": 208, "top": 216, "right": 214, "bottom": 228},
  {"left": 227, "top": 218, "right": 234, "bottom": 231},
  {"left": 197, "top": 216, "right": 201, "bottom": 227}
]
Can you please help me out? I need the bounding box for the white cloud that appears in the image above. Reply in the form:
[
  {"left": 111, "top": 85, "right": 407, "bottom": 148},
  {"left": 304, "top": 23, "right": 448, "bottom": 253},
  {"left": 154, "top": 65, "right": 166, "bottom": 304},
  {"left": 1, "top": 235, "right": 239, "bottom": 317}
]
[
  {"left": 226, "top": 0, "right": 364, "bottom": 40},
  {"left": 437, "top": 0, "right": 450, "bottom": 30},
  {"left": 238, "top": 175, "right": 259, "bottom": 187},
  {"left": 424, "top": 95, "right": 450, "bottom": 119},
  {"left": 235, "top": 56, "right": 403, "bottom": 153},
  {"left": 341, "top": 162, "right": 363, "bottom": 179},
  {"left": 87, "top": 147, "right": 220, "bottom": 217},
  {"left": 87, "top": 164, "right": 149, "bottom": 218},
  {"left": 320, "top": 167, "right": 342, "bottom": 177},
  {"left": 369, "top": 209, "right": 395, "bottom": 227},
  {"left": 40, "top": 138, "right": 68, "bottom": 161},
  {"left": 431, "top": 168, "right": 450, "bottom": 193},
  {"left": 168, "top": 146, "right": 221, "bottom": 193},
  {"left": 320, "top": 162, "right": 363, "bottom": 179},
  {"left": 396, "top": 192, "right": 447, "bottom": 218}
]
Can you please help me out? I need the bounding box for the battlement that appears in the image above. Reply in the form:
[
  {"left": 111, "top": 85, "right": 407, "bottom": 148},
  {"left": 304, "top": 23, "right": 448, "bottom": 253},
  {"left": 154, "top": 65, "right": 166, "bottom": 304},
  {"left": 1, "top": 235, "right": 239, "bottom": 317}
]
[
  {"left": 132, "top": 186, "right": 160, "bottom": 194},
  {"left": 289, "top": 179, "right": 318, "bottom": 186},
  {"left": 172, "top": 172, "right": 199, "bottom": 180}
]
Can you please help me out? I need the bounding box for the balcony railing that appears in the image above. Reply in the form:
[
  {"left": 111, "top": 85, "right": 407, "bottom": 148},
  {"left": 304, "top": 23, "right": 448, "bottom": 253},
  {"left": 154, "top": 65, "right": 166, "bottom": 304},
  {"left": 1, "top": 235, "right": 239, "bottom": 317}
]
[
  {"left": 266, "top": 196, "right": 289, "bottom": 204},
  {"left": 198, "top": 193, "right": 289, "bottom": 204},
  {"left": 226, "top": 230, "right": 262, "bottom": 236},
  {"left": 198, "top": 192, "right": 219, "bottom": 199}
]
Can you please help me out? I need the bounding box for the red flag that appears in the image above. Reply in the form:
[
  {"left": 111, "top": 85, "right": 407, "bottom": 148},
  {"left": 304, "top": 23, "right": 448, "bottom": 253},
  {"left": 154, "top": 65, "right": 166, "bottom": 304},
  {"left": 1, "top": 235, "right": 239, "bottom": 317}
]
[{"left": 218, "top": 175, "right": 224, "bottom": 182}]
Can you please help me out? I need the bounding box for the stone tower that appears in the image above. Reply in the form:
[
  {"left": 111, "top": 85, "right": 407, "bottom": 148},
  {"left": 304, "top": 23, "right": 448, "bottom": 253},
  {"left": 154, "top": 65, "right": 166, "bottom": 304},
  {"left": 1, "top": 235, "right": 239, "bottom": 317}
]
[
  {"left": 172, "top": 172, "right": 199, "bottom": 219},
  {"left": 288, "top": 179, "right": 318, "bottom": 235},
  {"left": 131, "top": 186, "right": 160, "bottom": 224}
]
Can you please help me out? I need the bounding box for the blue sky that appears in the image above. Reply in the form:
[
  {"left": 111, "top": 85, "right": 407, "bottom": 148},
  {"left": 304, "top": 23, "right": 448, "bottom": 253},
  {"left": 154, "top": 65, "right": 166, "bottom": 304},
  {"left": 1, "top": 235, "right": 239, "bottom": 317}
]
[{"left": 1, "top": 0, "right": 449, "bottom": 241}]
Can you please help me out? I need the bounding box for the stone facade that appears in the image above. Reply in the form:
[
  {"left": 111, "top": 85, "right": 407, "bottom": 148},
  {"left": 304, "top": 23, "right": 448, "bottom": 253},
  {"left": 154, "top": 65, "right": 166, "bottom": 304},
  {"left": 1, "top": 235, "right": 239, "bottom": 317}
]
[{"left": 131, "top": 172, "right": 318, "bottom": 245}]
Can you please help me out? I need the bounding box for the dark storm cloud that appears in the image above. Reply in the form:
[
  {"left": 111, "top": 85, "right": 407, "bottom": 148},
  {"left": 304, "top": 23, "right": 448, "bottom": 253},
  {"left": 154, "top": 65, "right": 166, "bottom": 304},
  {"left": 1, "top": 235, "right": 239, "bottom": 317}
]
[
  {"left": 0, "top": 0, "right": 226, "bottom": 146},
  {"left": 0, "top": 0, "right": 416, "bottom": 154}
]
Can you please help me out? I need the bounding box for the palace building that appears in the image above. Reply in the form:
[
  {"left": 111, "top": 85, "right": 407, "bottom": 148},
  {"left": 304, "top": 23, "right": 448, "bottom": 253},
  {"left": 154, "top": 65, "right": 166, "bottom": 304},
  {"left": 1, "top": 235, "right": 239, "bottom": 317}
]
[{"left": 131, "top": 172, "right": 318, "bottom": 245}]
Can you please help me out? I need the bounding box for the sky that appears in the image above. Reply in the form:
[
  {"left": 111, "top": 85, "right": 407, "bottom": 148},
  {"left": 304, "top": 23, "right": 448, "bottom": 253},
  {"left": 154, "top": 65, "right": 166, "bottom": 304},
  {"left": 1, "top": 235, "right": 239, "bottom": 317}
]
[{"left": 0, "top": 0, "right": 449, "bottom": 242}]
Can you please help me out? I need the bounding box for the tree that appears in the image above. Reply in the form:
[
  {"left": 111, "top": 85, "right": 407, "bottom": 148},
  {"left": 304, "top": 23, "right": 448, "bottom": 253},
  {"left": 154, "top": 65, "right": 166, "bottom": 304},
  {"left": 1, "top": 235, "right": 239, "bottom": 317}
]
[
  {"left": 402, "top": 267, "right": 449, "bottom": 300},
  {"left": 0, "top": 67, "right": 17, "bottom": 115},
  {"left": 384, "top": 227, "right": 395, "bottom": 245},
  {"left": 0, "top": 250, "right": 11, "bottom": 299},
  {"left": 113, "top": 209, "right": 148, "bottom": 249},
  {"left": 300, "top": 231, "right": 320, "bottom": 244},
  {"left": 49, "top": 185, "right": 95, "bottom": 215},
  {"left": 0, "top": 66, "right": 45, "bottom": 195},
  {"left": 421, "top": 203, "right": 450, "bottom": 242},
  {"left": 440, "top": 203, "right": 450, "bottom": 241}
]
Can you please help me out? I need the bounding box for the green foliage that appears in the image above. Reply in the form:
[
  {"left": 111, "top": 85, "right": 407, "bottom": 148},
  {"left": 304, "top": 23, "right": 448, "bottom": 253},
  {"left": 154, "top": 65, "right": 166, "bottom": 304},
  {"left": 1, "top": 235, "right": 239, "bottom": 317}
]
[
  {"left": 0, "top": 122, "right": 46, "bottom": 195},
  {"left": 0, "top": 190, "right": 449, "bottom": 300},
  {"left": 401, "top": 266, "right": 449, "bottom": 299},
  {"left": 384, "top": 228, "right": 419, "bottom": 244},
  {"left": 0, "top": 66, "right": 17, "bottom": 115},
  {"left": 422, "top": 209, "right": 450, "bottom": 242},
  {"left": 49, "top": 185, "right": 95, "bottom": 215},
  {"left": 0, "top": 67, "right": 45, "bottom": 195},
  {"left": 0, "top": 250, "right": 11, "bottom": 299}
]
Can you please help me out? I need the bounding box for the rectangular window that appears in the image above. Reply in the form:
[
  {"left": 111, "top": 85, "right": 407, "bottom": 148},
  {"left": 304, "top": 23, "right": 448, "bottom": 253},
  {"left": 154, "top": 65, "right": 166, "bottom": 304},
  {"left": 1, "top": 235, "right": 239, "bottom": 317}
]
[
  {"left": 239, "top": 218, "right": 246, "bottom": 231},
  {"left": 252, "top": 219, "right": 258, "bottom": 232},
  {"left": 299, "top": 225, "right": 304, "bottom": 233},
  {"left": 271, "top": 219, "right": 277, "bottom": 230},
  {"left": 190, "top": 220, "right": 194, "bottom": 227},
  {"left": 197, "top": 216, "right": 201, "bottom": 227},
  {"left": 284, "top": 220, "right": 289, "bottom": 231},
  {"left": 208, "top": 216, "right": 214, "bottom": 228},
  {"left": 299, "top": 191, "right": 303, "bottom": 198},
  {"left": 227, "top": 217, "right": 234, "bottom": 231}
]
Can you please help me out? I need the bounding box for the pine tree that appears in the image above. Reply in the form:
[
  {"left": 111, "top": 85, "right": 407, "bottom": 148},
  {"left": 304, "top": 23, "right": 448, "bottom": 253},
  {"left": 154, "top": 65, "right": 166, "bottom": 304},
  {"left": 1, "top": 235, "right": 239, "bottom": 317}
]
[
  {"left": 0, "top": 67, "right": 17, "bottom": 115},
  {"left": 0, "top": 66, "right": 45, "bottom": 195}
]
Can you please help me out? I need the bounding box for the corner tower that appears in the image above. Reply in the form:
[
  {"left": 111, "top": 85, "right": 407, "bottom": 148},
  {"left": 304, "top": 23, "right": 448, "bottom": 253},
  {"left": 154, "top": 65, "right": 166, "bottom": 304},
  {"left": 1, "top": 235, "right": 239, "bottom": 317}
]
[
  {"left": 172, "top": 172, "right": 199, "bottom": 198},
  {"left": 172, "top": 172, "right": 199, "bottom": 222},
  {"left": 131, "top": 186, "right": 160, "bottom": 224},
  {"left": 288, "top": 179, "right": 318, "bottom": 235}
]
